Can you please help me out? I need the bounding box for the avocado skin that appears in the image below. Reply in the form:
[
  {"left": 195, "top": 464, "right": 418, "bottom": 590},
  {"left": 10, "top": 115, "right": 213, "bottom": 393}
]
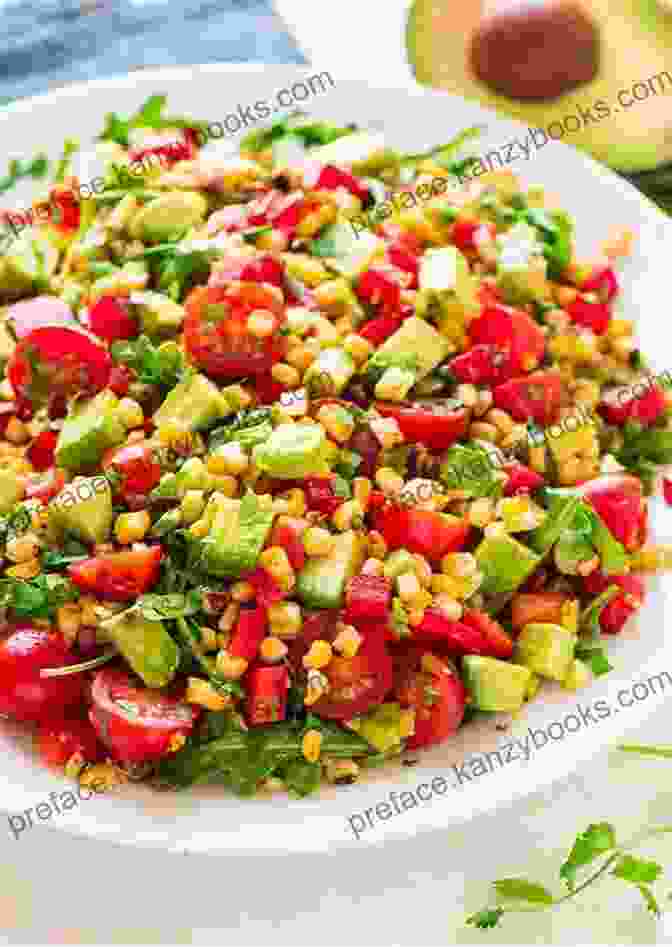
[
  {"left": 462, "top": 655, "right": 532, "bottom": 713},
  {"left": 297, "top": 531, "right": 365, "bottom": 609}
]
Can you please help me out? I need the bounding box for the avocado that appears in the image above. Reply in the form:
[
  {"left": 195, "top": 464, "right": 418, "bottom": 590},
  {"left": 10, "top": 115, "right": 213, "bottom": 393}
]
[
  {"left": 0, "top": 469, "right": 24, "bottom": 513},
  {"left": 55, "top": 390, "right": 126, "bottom": 472},
  {"left": 383, "top": 548, "right": 416, "bottom": 580},
  {"left": 474, "top": 532, "right": 541, "bottom": 597},
  {"left": 367, "top": 316, "right": 450, "bottom": 381},
  {"left": 417, "top": 246, "right": 479, "bottom": 337},
  {"left": 406, "top": 0, "right": 672, "bottom": 177},
  {"left": 153, "top": 372, "right": 233, "bottom": 432},
  {"left": 49, "top": 475, "right": 113, "bottom": 544},
  {"left": 462, "top": 655, "right": 532, "bottom": 713},
  {"left": 0, "top": 231, "right": 59, "bottom": 302},
  {"left": 496, "top": 222, "right": 550, "bottom": 305},
  {"left": 304, "top": 346, "right": 356, "bottom": 396},
  {"left": 252, "top": 422, "right": 326, "bottom": 479},
  {"left": 99, "top": 608, "right": 180, "bottom": 688},
  {"left": 312, "top": 220, "right": 385, "bottom": 279},
  {"left": 297, "top": 530, "right": 365, "bottom": 609},
  {"left": 128, "top": 191, "right": 208, "bottom": 243},
  {"left": 132, "top": 291, "right": 185, "bottom": 337},
  {"left": 562, "top": 657, "right": 591, "bottom": 692},
  {"left": 354, "top": 703, "right": 406, "bottom": 753},
  {"left": 0, "top": 308, "right": 15, "bottom": 361},
  {"left": 515, "top": 622, "right": 576, "bottom": 682},
  {"left": 201, "top": 491, "right": 275, "bottom": 578},
  {"left": 310, "top": 131, "right": 395, "bottom": 175}
]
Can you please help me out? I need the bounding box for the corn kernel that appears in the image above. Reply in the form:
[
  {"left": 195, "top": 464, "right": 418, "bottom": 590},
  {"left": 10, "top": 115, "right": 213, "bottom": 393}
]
[
  {"left": 247, "top": 309, "right": 277, "bottom": 338},
  {"left": 5, "top": 558, "right": 41, "bottom": 580},
  {"left": 259, "top": 546, "right": 295, "bottom": 592},
  {"left": 302, "top": 729, "right": 323, "bottom": 762},
  {"left": 207, "top": 442, "right": 249, "bottom": 477},
  {"left": 5, "top": 417, "right": 29, "bottom": 444},
  {"left": 303, "top": 639, "right": 333, "bottom": 670},
  {"left": 367, "top": 530, "right": 387, "bottom": 559},
  {"left": 304, "top": 669, "right": 329, "bottom": 705},
  {"left": 468, "top": 498, "right": 495, "bottom": 528},
  {"left": 433, "top": 594, "right": 463, "bottom": 621},
  {"left": 431, "top": 573, "right": 461, "bottom": 597},
  {"left": 456, "top": 383, "right": 478, "bottom": 408},
  {"left": 186, "top": 677, "right": 230, "bottom": 711},
  {"left": 352, "top": 477, "right": 372, "bottom": 511},
  {"left": 317, "top": 404, "right": 355, "bottom": 444},
  {"left": 215, "top": 650, "right": 249, "bottom": 680},
  {"left": 375, "top": 467, "right": 405, "bottom": 496},
  {"left": 259, "top": 636, "right": 289, "bottom": 662},
  {"left": 268, "top": 601, "right": 302, "bottom": 638},
  {"left": 342, "top": 333, "right": 373, "bottom": 365},
  {"left": 114, "top": 510, "right": 151, "bottom": 544},
  {"left": 79, "top": 762, "right": 127, "bottom": 792},
  {"left": 79, "top": 595, "right": 99, "bottom": 627},
  {"left": 271, "top": 362, "right": 301, "bottom": 387},
  {"left": 370, "top": 415, "right": 404, "bottom": 449},
  {"left": 117, "top": 397, "right": 144, "bottom": 429},
  {"left": 303, "top": 526, "right": 335, "bottom": 557},
  {"left": 333, "top": 625, "right": 362, "bottom": 658},
  {"left": 5, "top": 533, "right": 41, "bottom": 563}
]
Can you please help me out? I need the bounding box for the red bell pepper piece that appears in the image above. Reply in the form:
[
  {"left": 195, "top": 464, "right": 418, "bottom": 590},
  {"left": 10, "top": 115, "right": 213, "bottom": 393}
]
[
  {"left": 358, "top": 313, "right": 404, "bottom": 346},
  {"left": 567, "top": 297, "right": 611, "bottom": 335},
  {"left": 598, "top": 382, "right": 667, "bottom": 427},
  {"left": 344, "top": 575, "right": 392, "bottom": 622},
  {"left": 27, "top": 431, "right": 58, "bottom": 471},
  {"left": 68, "top": 546, "right": 162, "bottom": 601},
  {"left": 269, "top": 517, "right": 307, "bottom": 571},
  {"left": 582, "top": 474, "right": 647, "bottom": 551},
  {"left": 245, "top": 664, "right": 290, "bottom": 725},
  {"left": 356, "top": 268, "right": 401, "bottom": 310},
  {"left": 580, "top": 265, "right": 619, "bottom": 302},
  {"left": 229, "top": 605, "right": 268, "bottom": 661},
  {"left": 502, "top": 462, "right": 545, "bottom": 496},
  {"left": 374, "top": 401, "right": 469, "bottom": 451},
  {"left": 244, "top": 568, "right": 285, "bottom": 608},
  {"left": 375, "top": 508, "right": 471, "bottom": 561}
]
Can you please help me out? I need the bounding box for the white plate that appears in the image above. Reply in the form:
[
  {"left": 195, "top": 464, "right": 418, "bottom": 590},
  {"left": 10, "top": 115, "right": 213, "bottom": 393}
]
[{"left": 1, "top": 64, "right": 671, "bottom": 856}]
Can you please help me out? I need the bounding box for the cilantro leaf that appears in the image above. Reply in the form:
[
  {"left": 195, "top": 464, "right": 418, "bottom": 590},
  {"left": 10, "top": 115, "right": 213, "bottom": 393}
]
[
  {"left": 493, "top": 878, "right": 554, "bottom": 906},
  {"left": 612, "top": 855, "right": 662, "bottom": 885},
  {"left": 574, "top": 642, "right": 613, "bottom": 677},
  {"left": 580, "top": 585, "right": 620, "bottom": 638},
  {"left": 110, "top": 335, "right": 184, "bottom": 390},
  {"left": 615, "top": 423, "right": 672, "bottom": 489},
  {"left": 0, "top": 153, "right": 50, "bottom": 195},
  {"left": 0, "top": 574, "right": 79, "bottom": 620},
  {"left": 560, "top": 823, "right": 616, "bottom": 889},
  {"left": 99, "top": 95, "right": 207, "bottom": 147},
  {"left": 466, "top": 908, "right": 505, "bottom": 930},
  {"left": 135, "top": 590, "right": 202, "bottom": 622}
]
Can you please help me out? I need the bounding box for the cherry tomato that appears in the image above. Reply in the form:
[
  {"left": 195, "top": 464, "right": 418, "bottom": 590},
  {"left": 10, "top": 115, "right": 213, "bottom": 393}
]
[
  {"left": 87, "top": 296, "right": 138, "bottom": 342},
  {"left": 502, "top": 462, "right": 545, "bottom": 496},
  {"left": 450, "top": 217, "right": 496, "bottom": 253},
  {"left": 469, "top": 304, "right": 546, "bottom": 377},
  {"left": 245, "top": 665, "right": 290, "bottom": 725},
  {"left": 493, "top": 370, "right": 564, "bottom": 425},
  {"left": 38, "top": 715, "right": 103, "bottom": 768},
  {"left": 7, "top": 296, "right": 75, "bottom": 338},
  {"left": 394, "top": 646, "right": 466, "bottom": 749},
  {"left": 583, "top": 572, "right": 645, "bottom": 634},
  {"left": 580, "top": 265, "right": 619, "bottom": 303},
  {"left": 311, "top": 635, "right": 393, "bottom": 721},
  {"left": 287, "top": 609, "right": 340, "bottom": 672},
  {"left": 24, "top": 467, "right": 66, "bottom": 503},
  {"left": 375, "top": 400, "right": 469, "bottom": 451},
  {"left": 8, "top": 325, "right": 111, "bottom": 410},
  {"left": 102, "top": 443, "right": 162, "bottom": 501},
  {"left": 184, "top": 283, "right": 286, "bottom": 378},
  {"left": 315, "top": 164, "right": 371, "bottom": 204},
  {"left": 239, "top": 255, "right": 285, "bottom": 288},
  {"left": 26, "top": 430, "right": 58, "bottom": 471},
  {"left": 108, "top": 363, "right": 134, "bottom": 397},
  {"left": 375, "top": 507, "right": 471, "bottom": 561},
  {"left": 229, "top": 605, "right": 268, "bottom": 662},
  {"left": 47, "top": 186, "right": 81, "bottom": 234},
  {"left": 0, "top": 628, "right": 85, "bottom": 722},
  {"left": 68, "top": 546, "right": 162, "bottom": 601},
  {"left": 598, "top": 383, "right": 667, "bottom": 427},
  {"left": 511, "top": 592, "right": 569, "bottom": 630},
  {"left": 460, "top": 609, "right": 514, "bottom": 659},
  {"left": 356, "top": 268, "right": 402, "bottom": 310},
  {"left": 582, "top": 474, "right": 647, "bottom": 551},
  {"left": 450, "top": 344, "right": 507, "bottom": 386},
  {"left": 567, "top": 297, "right": 611, "bottom": 335},
  {"left": 89, "top": 668, "right": 198, "bottom": 763}
]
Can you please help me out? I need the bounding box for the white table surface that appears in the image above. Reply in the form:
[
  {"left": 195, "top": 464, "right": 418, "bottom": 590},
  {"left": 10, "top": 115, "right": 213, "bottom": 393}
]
[{"left": 1, "top": 698, "right": 672, "bottom": 946}]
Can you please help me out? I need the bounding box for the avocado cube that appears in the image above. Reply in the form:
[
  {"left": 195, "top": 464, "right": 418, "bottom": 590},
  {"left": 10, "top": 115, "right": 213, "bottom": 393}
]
[
  {"left": 153, "top": 372, "right": 233, "bottom": 433},
  {"left": 133, "top": 291, "right": 185, "bottom": 337},
  {"left": 49, "top": 475, "right": 113, "bottom": 545},
  {"left": 0, "top": 469, "right": 24, "bottom": 513},
  {"left": 304, "top": 347, "right": 356, "bottom": 396},
  {"left": 496, "top": 222, "right": 550, "bottom": 304},
  {"left": 475, "top": 533, "right": 541, "bottom": 597},
  {"left": 297, "top": 530, "right": 365, "bottom": 609},
  {"left": 201, "top": 492, "right": 275, "bottom": 578},
  {"left": 313, "top": 221, "right": 385, "bottom": 279},
  {"left": 252, "top": 422, "right": 326, "bottom": 479},
  {"left": 99, "top": 608, "right": 180, "bottom": 688},
  {"left": 462, "top": 655, "right": 532, "bottom": 713},
  {"left": 355, "top": 703, "right": 405, "bottom": 753},
  {"left": 128, "top": 191, "right": 208, "bottom": 244},
  {"left": 55, "top": 390, "right": 126, "bottom": 472},
  {"left": 0, "top": 231, "right": 59, "bottom": 302},
  {"left": 416, "top": 247, "right": 479, "bottom": 341},
  {"left": 369, "top": 316, "right": 449, "bottom": 381},
  {"left": 515, "top": 622, "right": 576, "bottom": 682}
]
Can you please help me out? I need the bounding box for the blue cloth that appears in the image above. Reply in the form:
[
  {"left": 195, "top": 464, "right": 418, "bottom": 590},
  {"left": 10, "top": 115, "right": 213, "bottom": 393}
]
[{"left": 0, "top": 0, "right": 306, "bottom": 103}]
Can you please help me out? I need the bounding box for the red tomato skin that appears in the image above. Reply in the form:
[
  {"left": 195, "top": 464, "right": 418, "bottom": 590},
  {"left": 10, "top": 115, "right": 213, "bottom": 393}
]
[
  {"left": 89, "top": 669, "right": 197, "bottom": 763},
  {"left": 582, "top": 474, "right": 647, "bottom": 551},
  {"left": 88, "top": 296, "right": 138, "bottom": 342},
  {"left": 414, "top": 609, "right": 488, "bottom": 653},
  {"left": 8, "top": 297, "right": 75, "bottom": 338},
  {"left": 494, "top": 371, "right": 564, "bottom": 425},
  {"left": 102, "top": 444, "right": 162, "bottom": 500},
  {"left": 245, "top": 665, "right": 290, "bottom": 725},
  {"left": 68, "top": 546, "right": 162, "bottom": 601},
  {"left": 270, "top": 518, "right": 306, "bottom": 571},
  {"left": 244, "top": 567, "right": 285, "bottom": 608},
  {"left": 239, "top": 255, "right": 285, "bottom": 288},
  {"left": 460, "top": 609, "right": 514, "bottom": 659},
  {"left": 311, "top": 636, "right": 394, "bottom": 721},
  {"left": 581, "top": 265, "right": 619, "bottom": 302},
  {"left": 229, "top": 606, "right": 267, "bottom": 662},
  {"left": 375, "top": 508, "right": 471, "bottom": 561},
  {"left": 451, "top": 218, "right": 495, "bottom": 253},
  {"left": 374, "top": 402, "right": 470, "bottom": 451},
  {"left": 395, "top": 647, "right": 466, "bottom": 749},
  {"left": 567, "top": 297, "right": 611, "bottom": 334},
  {"left": 469, "top": 304, "right": 546, "bottom": 376},
  {"left": 27, "top": 431, "right": 58, "bottom": 471},
  {"left": 664, "top": 478, "right": 672, "bottom": 506},
  {"left": 503, "top": 462, "right": 545, "bottom": 496},
  {"left": 450, "top": 344, "right": 506, "bottom": 386},
  {"left": 108, "top": 364, "right": 134, "bottom": 397},
  {"left": 387, "top": 243, "right": 419, "bottom": 288},
  {"left": 38, "top": 715, "right": 103, "bottom": 768},
  {"left": 358, "top": 314, "right": 404, "bottom": 346},
  {"left": 598, "top": 384, "right": 667, "bottom": 427},
  {"left": 25, "top": 467, "right": 66, "bottom": 503},
  {"left": 344, "top": 575, "right": 392, "bottom": 622},
  {"left": 356, "top": 268, "right": 402, "bottom": 310},
  {"left": 303, "top": 476, "right": 345, "bottom": 516},
  {"left": 583, "top": 572, "right": 645, "bottom": 634},
  {"left": 0, "top": 628, "right": 84, "bottom": 722},
  {"left": 316, "top": 165, "right": 370, "bottom": 204},
  {"left": 511, "top": 592, "right": 568, "bottom": 630}
]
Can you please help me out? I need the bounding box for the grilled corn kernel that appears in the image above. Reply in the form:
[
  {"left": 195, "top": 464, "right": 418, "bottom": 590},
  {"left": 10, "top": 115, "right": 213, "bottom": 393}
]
[
  {"left": 468, "top": 497, "right": 495, "bottom": 528},
  {"left": 271, "top": 362, "right": 301, "bottom": 387},
  {"left": 78, "top": 595, "right": 99, "bottom": 627},
  {"left": 456, "top": 383, "right": 478, "bottom": 408},
  {"left": 186, "top": 677, "right": 230, "bottom": 711},
  {"left": 5, "top": 417, "right": 29, "bottom": 444},
  {"left": 411, "top": 554, "right": 432, "bottom": 588},
  {"left": 5, "top": 533, "right": 41, "bottom": 563},
  {"left": 114, "top": 510, "right": 151, "bottom": 544},
  {"left": 431, "top": 573, "right": 461, "bottom": 597},
  {"left": 352, "top": 477, "right": 372, "bottom": 511},
  {"left": 367, "top": 530, "right": 387, "bottom": 559},
  {"left": 303, "top": 639, "right": 333, "bottom": 670},
  {"left": 259, "top": 546, "right": 295, "bottom": 591},
  {"left": 331, "top": 499, "right": 363, "bottom": 531},
  {"left": 485, "top": 408, "right": 514, "bottom": 436},
  {"left": 303, "top": 526, "right": 335, "bottom": 557},
  {"left": 631, "top": 545, "right": 672, "bottom": 572},
  {"left": 343, "top": 333, "right": 373, "bottom": 365},
  {"left": 215, "top": 650, "right": 249, "bottom": 680},
  {"left": 325, "top": 758, "right": 360, "bottom": 784},
  {"left": 317, "top": 404, "right": 355, "bottom": 443},
  {"left": 304, "top": 669, "right": 330, "bottom": 705},
  {"left": 302, "top": 729, "right": 323, "bottom": 762},
  {"left": 259, "top": 636, "right": 288, "bottom": 662},
  {"left": 55, "top": 602, "right": 81, "bottom": 645},
  {"left": 433, "top": 594, "right": 464, "bottom": 621},
  {"left": 399, "top": 708, "right": 415, "bottom": 739},
  {"left": 268, "top": 601, "right": 302, "bottom": 638},
  {"left": 79, "top": 762, "right": 127, "bottom": 793},
  {"left": 278, "top": 488, "right": 306, "bottom": 517},
  {"left": 333, "top": 625, "right": 362, "bottom": 658},
  {"left": 5, "top": 558, "right": 41, "bottom": 580},
  {"left": 375, "top": 467, "right": 405, "bottom": 495},
  {"left": 207, "top": 442, "right": 249, "bottom": 476},
  {"left": 469, "top": 421, "right": 499, "bottom": 443},
  {"left": 117, "top": 397, "right": 144, "bottom": 429}
]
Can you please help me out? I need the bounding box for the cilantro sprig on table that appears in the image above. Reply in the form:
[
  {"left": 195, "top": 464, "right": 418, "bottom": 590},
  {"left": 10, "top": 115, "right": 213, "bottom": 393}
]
[{"left": 98, "top": 94, "right": 208, "bottom": 148}]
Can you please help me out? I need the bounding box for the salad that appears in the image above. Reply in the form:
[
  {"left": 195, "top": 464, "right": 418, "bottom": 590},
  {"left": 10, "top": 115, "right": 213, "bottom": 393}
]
[{"left": 0, "top": 100, "right": 670, "bottom": 798}]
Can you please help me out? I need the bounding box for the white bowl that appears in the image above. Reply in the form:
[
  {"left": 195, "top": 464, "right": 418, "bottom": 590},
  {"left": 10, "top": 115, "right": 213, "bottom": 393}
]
[{"left": 1, "top": 64, "right": 671, "bottom": 856}]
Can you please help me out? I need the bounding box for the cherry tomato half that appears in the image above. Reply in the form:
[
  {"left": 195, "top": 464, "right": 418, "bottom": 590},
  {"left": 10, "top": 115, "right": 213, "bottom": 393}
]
[
  {"left": 38, "top": 714, "right": 103, "bottom": 768},
  {"left": 102, "top": 443, "right": 162, "bottom": 502},
  {"left": 0, "top": 627, "right": 85, "bottom": 723},
  {"left": 68, "top": 546, "right": 162, "bottom": 601},
  {"left": 184, "top": 283, "right": 286, "bottom": 378},
  {"left": 582, "top": 474, "right": 647, "bottom": 552},
  {"left": 394, "top": 646, "right": 466, "bottom": 749},
  {"left": 375, "top": 507, "right": 471, "bottom": 562},
  {"left": 89, "top": 668, "right": 198, "bottom": 763},
  {"left": 493, "top": 370, "right": 564, "bottom": 425},
  {"left": 311, "top": 635, "right": 393, "bottom": 721},
  {"left": 469, "top": 304, "right": 546, "bottom": 377},
  {"left": 375, "top": 400, "right": 470, "bottom": 451}
]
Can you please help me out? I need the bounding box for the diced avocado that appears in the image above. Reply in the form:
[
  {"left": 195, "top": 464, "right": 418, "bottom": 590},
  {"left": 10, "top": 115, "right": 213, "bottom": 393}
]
[
  {"left": 201, "top": 492, "right": 275, "bottom": 578},
  {"left": 374, "top": 365, "right": 416, "bottom": 402},
  {"left": 0, "top": 469, "right": 24, "bottom": 513},
  {"left": 383, "top": 548, "right": 416, "bottom": 580},
  {"left": 128, "top": 191, "right": 208, "bottom": 243},
  {"left": 153, "top": 372, "right": 233, "bottom": 432},
  {"left": 367, "top": 316, "right": 449, "bottom": 381},
  {"left": 99, "top": 608, "right": 179, "bottom": 688},
  {"left": 49, "top": 475, "right": 113, "bottom": 544},
  {"left": 271, "top": 133, "right": 307, "bottom": 168},
  {"left": 132, "top": 291, "right": 185, "bottom": 337},
  {"left": 496, "top": 222, "right": 550, "bottom": 305},
  {"left": 304, "top": 346, "right": 356, "bottom": 396},
  {"left": 354, "top": 703, "right": 405, "bottom": 753},
  {"left": 562, "top": 658, "right": 591, "bottom": 692},
  {"left": 474, "top": 533, "right": 541, "bottom": 597},
  {"left": 297, "top": 530, "right": 365, "bottom": 609},
  {"left": 515, "top": 622, "right": 576, "bottom": 682},
  {"left": 252, "top": 423, "right": 326, "bottom": 479},
  {"left": 55, "top": 390, "right": 126, "bottom": 471},
  {"left": 528, "top": 493, "right": 582, "bottom": 557},
  {"left": 416, "top": 247, "right": 479, "bottom": 343},
  {"left": 462, "top": 655, "right": 532, "bottom": 713},
  {"left": 0, "top": 231, "right": 59, "bottom": 301},
  {"left": 312, "top": 221, "right": 384, "bottom": 278},
  {"left": 310, "top": 132, "right": 394, "bottom": 175}
]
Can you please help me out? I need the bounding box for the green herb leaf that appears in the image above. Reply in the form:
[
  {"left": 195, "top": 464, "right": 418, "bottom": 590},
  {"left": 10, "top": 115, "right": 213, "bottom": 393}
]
[
  {"left": 574, "top": 642, "right": 613, "bottom": 677},
  {"left": 99, "top": 95, "right": 207, "bottom": 147},
  {"left": 110, "top": 334, "right": 184, "bottom": 389},
  {"left": 54, "top": 139, "right": 79, "bottom": 185},
  {"left": 466, "top": 908, "right": 505, "bottom": 930},
  {"left": 282, "top": 758, "right": 322, "bottom": 798},
  {"left": 560, "top": 823, "right": 616, "bottom": 890},
  {"left": 0, "top": 153, "right": 50, "bottom": 195},
  {"left": 612, "top": 854, "right": 662, "bottom": 885},
  {"left": 580, "top": 586, "right": 620, "bottom": 639},
  {"left": 493, "top": 878, "right": 554, "bottom": 906},
  {"left": 135, "top": 590, "right": 202, "bottom": 621}
]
